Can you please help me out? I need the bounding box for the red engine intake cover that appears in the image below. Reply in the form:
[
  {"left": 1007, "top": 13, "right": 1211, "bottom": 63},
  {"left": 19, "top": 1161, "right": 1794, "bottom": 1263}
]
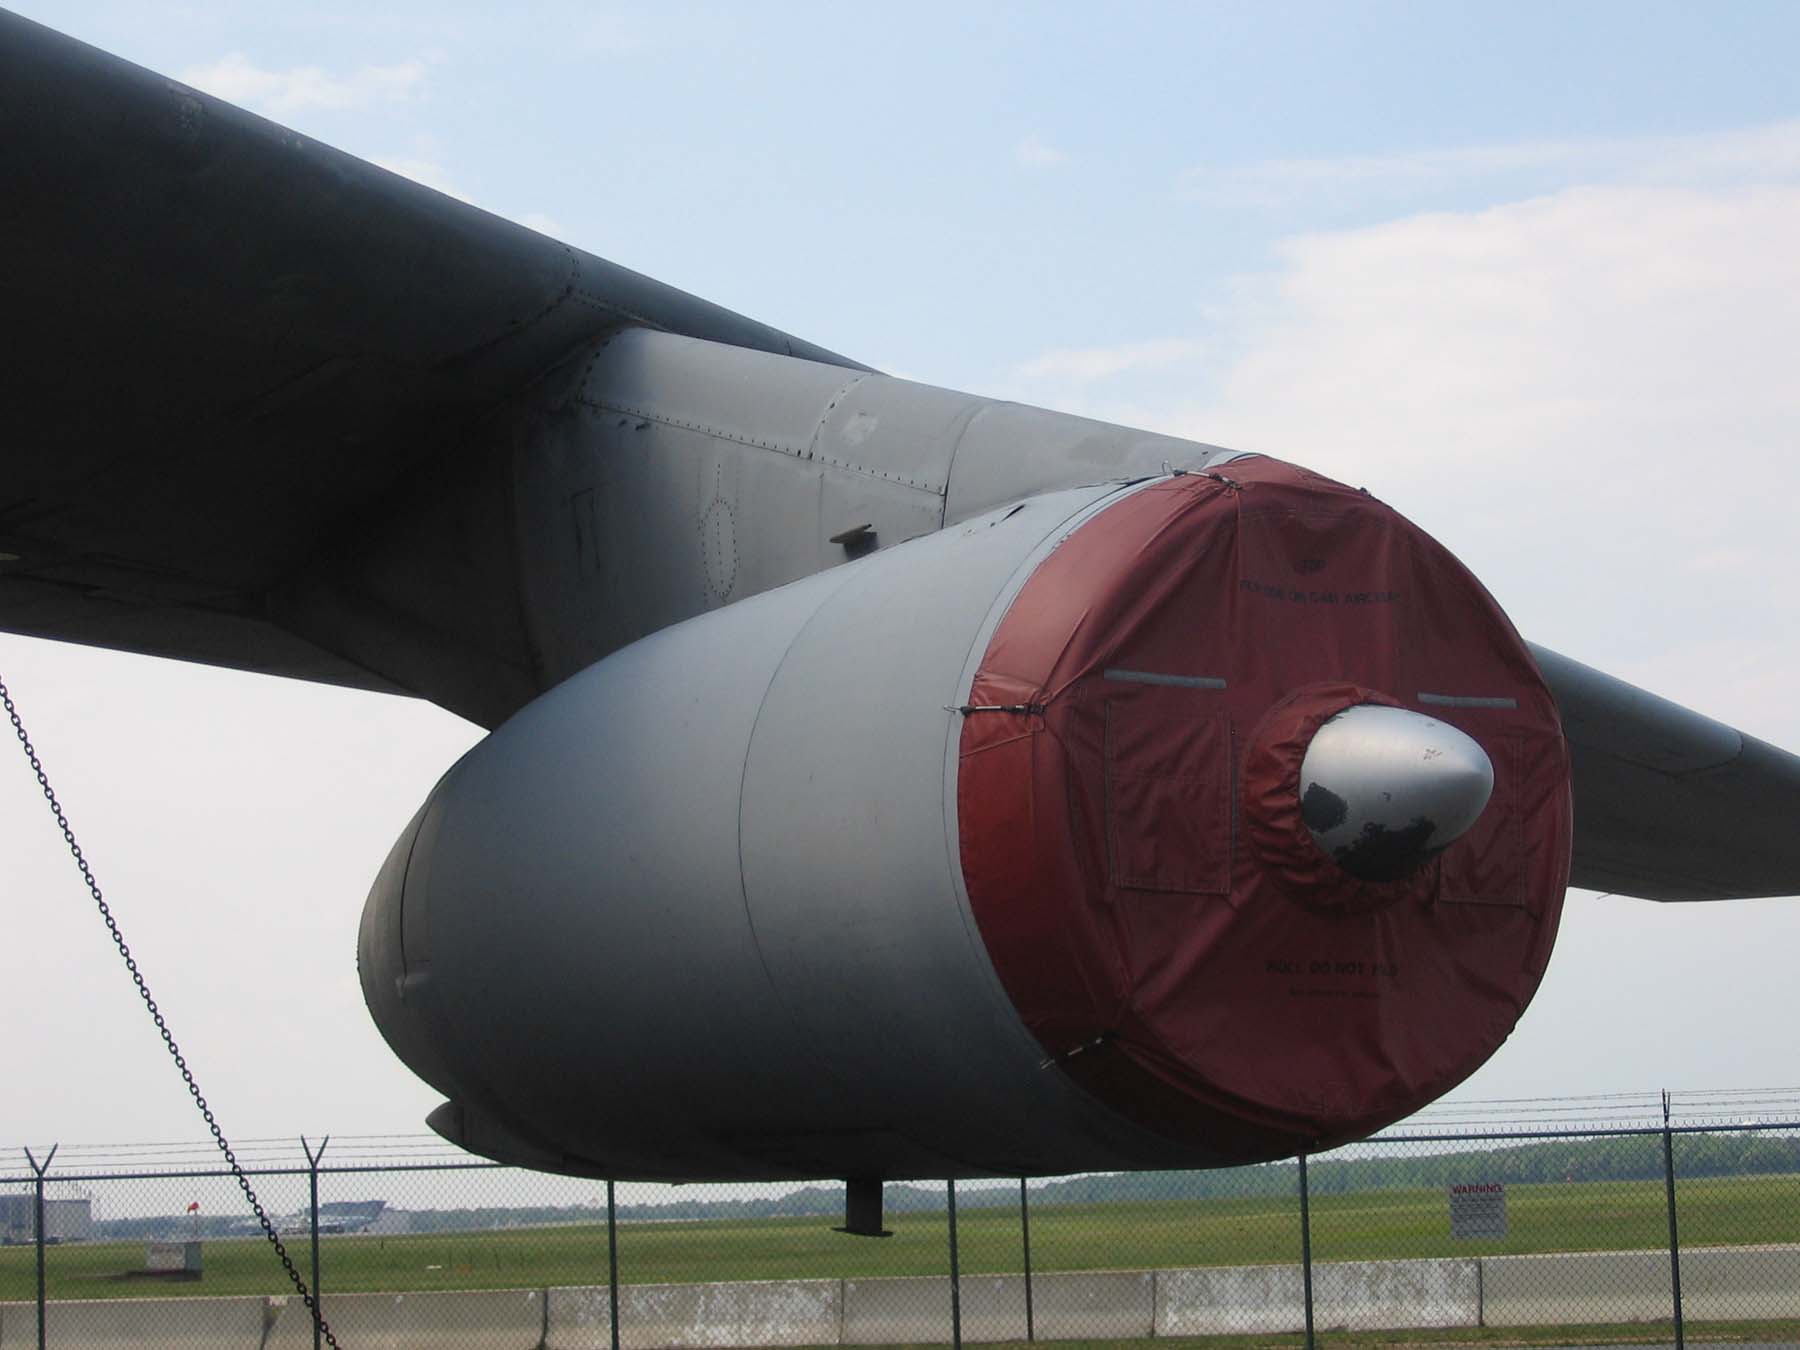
[{"left": 956, "top": 459, "right": 1571, "bottom": 1161}]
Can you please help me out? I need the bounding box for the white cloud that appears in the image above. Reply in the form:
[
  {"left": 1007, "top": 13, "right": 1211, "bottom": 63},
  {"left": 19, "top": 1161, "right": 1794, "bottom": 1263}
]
[
  {"left": 1012, "top": 338, "right": 1208, "bottom": 384},
  {"left": 1015, "top": 135, "right": 1068, "bottom": 168},
  {"left": 1180, "top": 120, "right": 1800, "bottom": 210},
  {"left": 1016, "top": 127, "right": 1800, "bottom": 748},
  {"left": 1180, "top": 180, "right": 1800, "bottom": 568},
  {"left": 1206, "top": 180, "right": 1800, "bottom": 742},
  {"left": 179, "top": 52, "right": 430, "bottom": 116}
]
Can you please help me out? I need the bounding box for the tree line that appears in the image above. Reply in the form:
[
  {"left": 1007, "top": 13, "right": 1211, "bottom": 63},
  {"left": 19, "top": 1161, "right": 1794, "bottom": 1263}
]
[{"left": 87, "top": 1130, "right": 1800, "bottom": 1237}]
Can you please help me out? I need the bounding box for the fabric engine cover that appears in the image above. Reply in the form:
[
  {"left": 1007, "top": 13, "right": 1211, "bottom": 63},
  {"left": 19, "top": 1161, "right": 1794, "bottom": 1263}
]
[{"left": 956, "top": 459, "right": 1571, "bottom": 1161}]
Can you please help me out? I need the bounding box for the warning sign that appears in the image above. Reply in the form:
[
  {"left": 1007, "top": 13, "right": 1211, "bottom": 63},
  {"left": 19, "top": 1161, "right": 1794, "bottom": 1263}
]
[{"left": 1448, "top": 1182, "right": 1506, "bottom": 1239}]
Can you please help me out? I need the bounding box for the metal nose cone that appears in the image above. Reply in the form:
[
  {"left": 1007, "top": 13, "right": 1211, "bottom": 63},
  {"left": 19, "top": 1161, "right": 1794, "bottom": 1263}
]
[{"left": 1298, "top": 704, "right": 1495, "bottom": 883}]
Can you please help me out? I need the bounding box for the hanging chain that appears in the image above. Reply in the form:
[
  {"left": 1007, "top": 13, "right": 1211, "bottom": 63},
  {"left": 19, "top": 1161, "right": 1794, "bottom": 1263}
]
[{"left": 2, "top": 672, "right": 341, "bottom": 1348}]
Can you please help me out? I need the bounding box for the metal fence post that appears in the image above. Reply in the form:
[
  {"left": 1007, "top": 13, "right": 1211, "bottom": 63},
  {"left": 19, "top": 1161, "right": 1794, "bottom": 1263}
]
[
  {"left": 24, "top": 1145, "right": 57, "bottom": 1350},
  {"left": 301, "top": 1136, "right": 329, "bottom": 1350},
  {"left": 1661, "top": 1091, "right": 1685, "bottom": 1350},
  {"left": 1298, "top": 1151, "right": 1315, "bottom": 1350},
  {"left": 947, "top": 1179, "right": 962, "bottom": 1350},
  {"left": 1019, "top": 1178, "right": 1034, "bottom": 1343},
  {"left": 607, "top": 1180, "right": 621, "bottom": 1350}
]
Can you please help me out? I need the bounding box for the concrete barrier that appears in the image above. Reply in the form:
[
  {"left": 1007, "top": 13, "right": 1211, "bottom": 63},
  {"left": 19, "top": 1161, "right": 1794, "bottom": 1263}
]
[
  {"left": 0, "top": 1293, "right": 270, "bottom": 1347},
  {"left": 264, "top": 1287, "right": 544, "bottom": 1348},
  {"left": 1158, "top": 1262, "right": 1307, "bottom": 1335},
  {"left": 1312, "top": 1259, "right": 1480, "bottom": 1331},
  {"left": 840, "top": 1271, "right": 1154, "bottom": 1345},
  {"left": 548, "top": 1279, "right": 841, "bottom": 1349},
  {"left": 1480, "top": 1249, "right": 1674, "bottom": 1325},
  {"left": 839, "top": 1274, "right": 1067, "bottom": 1345},
  {"left": 943, "top": 1275, "right": 1028, "bottom": 1344},
  {"left": 1480, "top": 1244, "right": 1800, "bottom": 1326},
  {"left": 841, "top": 1275, "right": 951, "bottom": 1345},
  {"left": 544, "top": 1283, "right": 616, "bottom": 1350},
  {"left": 1029, "top": 1270, "right": 1155, "bottom": 1341},
  {"left": 1157, "top": 1258, "right": 1478, "bottom": 1335},
  {"left": 5, "top": 1243, "right": 1797, "bottom": 1347},
  {"left": 1684, "top": 1244, "right": 1800, "bottom": 1319}
]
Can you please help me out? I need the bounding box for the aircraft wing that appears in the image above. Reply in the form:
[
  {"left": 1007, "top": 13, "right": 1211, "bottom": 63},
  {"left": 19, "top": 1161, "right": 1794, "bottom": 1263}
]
[
  {"left": 1530, "top": 645, "right": 1800, "bottom": 901},
  {"left": 0, "top": 9, "right": 867, "bottom": 705},
  {"left": 2, "top": 11, "right": 1794, "bottom": 905}
]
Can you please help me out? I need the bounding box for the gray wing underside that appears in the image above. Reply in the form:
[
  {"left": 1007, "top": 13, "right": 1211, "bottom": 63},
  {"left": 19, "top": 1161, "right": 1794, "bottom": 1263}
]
[
  {"left": 1531, "top": 645, "right": 1800, "bottom": 900},
  {"left": 0, "top": 9, "right": 866, "bottom": 703}
]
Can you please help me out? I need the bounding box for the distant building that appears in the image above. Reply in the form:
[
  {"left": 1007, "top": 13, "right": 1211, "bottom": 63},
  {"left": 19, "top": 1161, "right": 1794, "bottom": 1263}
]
[{"left": 0, "top": 1195, "right": 93, "bottom": 1244}]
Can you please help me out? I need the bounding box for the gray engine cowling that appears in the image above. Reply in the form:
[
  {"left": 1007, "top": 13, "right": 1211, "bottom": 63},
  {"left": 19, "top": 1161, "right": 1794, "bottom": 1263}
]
[
  {"left": 360, "top": 461, "right": 1571, "bottom": 1182},
  {"left": 359, "top": 482, "right": 1179, "bottom": 1180}
]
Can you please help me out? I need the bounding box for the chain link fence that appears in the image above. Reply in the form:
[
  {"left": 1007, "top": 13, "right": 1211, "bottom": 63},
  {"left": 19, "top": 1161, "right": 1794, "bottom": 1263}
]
[{"left": 4, "top": 1099, "right": 1800, "bottom": 1348}]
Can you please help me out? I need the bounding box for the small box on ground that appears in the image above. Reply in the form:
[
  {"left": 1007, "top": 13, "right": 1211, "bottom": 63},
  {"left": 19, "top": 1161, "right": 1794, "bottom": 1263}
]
[{"left": 144, "top": 1240, "right": 203, "bottom": 1276}]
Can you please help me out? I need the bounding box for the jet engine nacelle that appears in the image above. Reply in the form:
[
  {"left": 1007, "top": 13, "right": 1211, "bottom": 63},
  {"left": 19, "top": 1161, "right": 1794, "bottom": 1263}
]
[{"left": 360, "top": 458, "right": 1571, "bottom": 1181}]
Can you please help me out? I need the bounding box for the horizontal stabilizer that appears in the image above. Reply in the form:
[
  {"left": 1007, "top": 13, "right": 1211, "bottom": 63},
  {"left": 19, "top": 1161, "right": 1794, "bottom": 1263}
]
[{"left": 1532, "top": 644, "right": 1800, "bottom": 900}]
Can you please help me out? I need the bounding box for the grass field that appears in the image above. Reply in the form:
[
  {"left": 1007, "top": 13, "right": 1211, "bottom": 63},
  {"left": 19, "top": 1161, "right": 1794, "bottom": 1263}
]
[{"left": 1, "top": 1173, "right": 1797, "bottom": 1303}]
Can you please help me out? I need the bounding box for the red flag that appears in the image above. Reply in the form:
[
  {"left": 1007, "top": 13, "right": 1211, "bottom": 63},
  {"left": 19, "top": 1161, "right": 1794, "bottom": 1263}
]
[{"left": 186, "top": 1202, "right": 200, "bottom": 1213}]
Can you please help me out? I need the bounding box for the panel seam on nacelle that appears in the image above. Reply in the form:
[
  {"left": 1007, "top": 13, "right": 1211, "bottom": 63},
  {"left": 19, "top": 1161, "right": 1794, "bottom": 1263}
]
[
  {"left": 576, "top": 395, "right": 948, "bottom": 494},
  {"left": 939, "top": 398, "right": 1018, "bottom": 526},
  {"left": 731, "top": 561, "right": 873, "bottom": 1102},
  {"left": 803, "top": 372, "right": 872, "bottom": 464}
]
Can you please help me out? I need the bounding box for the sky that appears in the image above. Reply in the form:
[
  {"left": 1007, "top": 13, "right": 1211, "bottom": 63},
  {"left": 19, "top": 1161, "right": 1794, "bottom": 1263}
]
[{"left": 5, "top": 1, "right": 1800, "bottom": 1166}]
